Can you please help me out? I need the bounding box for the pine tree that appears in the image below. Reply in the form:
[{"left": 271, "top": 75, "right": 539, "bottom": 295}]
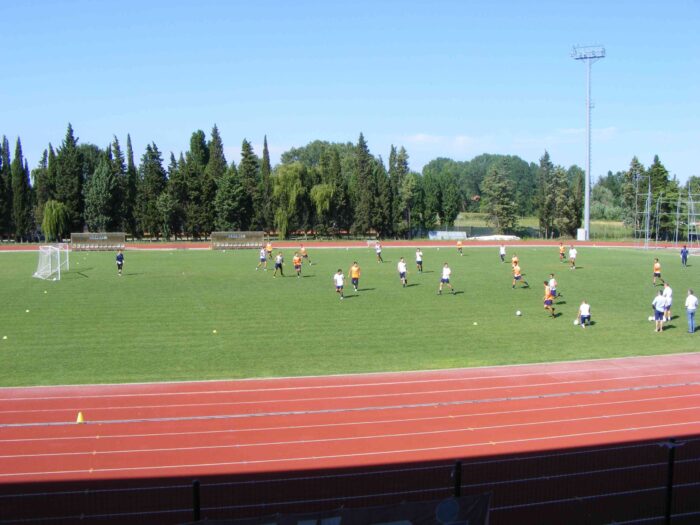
[
  {"left": 31, "top": 149, "right": 49, "bottom": 230},
  {"left": 110, "top": 136, "right": 127, "bottom": 231},
  {"left": 394, "top": 147, "right": 410, "bottom": 236},
  {"left": 11, "top": 138, "right": 34, "bottom": 240},
  {"left": 214, "top": 166, "right": 246, "bottom": 230},
  {"left": 352, "top": 133, "right": 376, "bottom": 235},
  {"left": 136, "top": 143, "right": 167, "bottom": 238},
  {"left": 55, "top": 124, "right": 84, "bottom": 232},
  {"left": 537, "top": 151, "right": 555, "bottom": 238},
  {"left": 621, "top": 156, "right": 646, "bottom": 229},
  {"left": 0, "top": 136, "right": 12, "bottom": 238},
  {"left": 203, "top": 126, "right": 227, "bottom": 235},
  {"left": 166, "top": 153, "right": 186, "bottom": 238},
  {"left": 84, "top": 158, "right": 117, "bottom": 232},
  {"left": 373, "top": 159, "right": 392, "bottom": 236},
  {"left": 238, "top": 139, "right": 260, "bottom": 230}
]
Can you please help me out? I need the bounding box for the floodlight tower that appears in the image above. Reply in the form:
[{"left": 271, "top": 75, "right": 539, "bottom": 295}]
[{"left": 572, "top": 45, "right": 605, "bottom": 241}]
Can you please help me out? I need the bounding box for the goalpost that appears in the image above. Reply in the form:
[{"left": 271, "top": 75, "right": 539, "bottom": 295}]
[{"left": 33, "top": 244, "right": 70, "bottom": 281}]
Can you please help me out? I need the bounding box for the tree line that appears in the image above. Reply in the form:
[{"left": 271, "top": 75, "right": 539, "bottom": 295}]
[{"left": 0, "top": 123, "right": 693, "bottom": 242}]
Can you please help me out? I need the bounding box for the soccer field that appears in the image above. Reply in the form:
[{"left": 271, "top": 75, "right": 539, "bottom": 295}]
[{"left": 0, "top": 246, "right": 696, "bottom": 387}]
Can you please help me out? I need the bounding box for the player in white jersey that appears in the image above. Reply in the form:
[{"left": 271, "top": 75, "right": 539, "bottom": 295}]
[
  {"left": 438, "top": 263, "right": 454, "bottom": 295},
  {"left": 577, "top": 300, "right": 591, "bottom": 328},
  {"left": 415, "top": 249, "right": 423, "bottom": 273},
  {"left": 375, "top": 241, "right": 384, "bottom": 263},
  {"left": 499, "top": 244, "right": 506, "bottom": 263},
  {"left": 662, "top": 283, "right": 673, "bottom": 322},
  {"left": 397, "top": 257, "right": 408, "bottom": 287},
  {"left": 256, "top": 247, "right": 267, "bottom": 271},
  {"left": 333, "top": 269, "right": 345, "bottom": 300}
]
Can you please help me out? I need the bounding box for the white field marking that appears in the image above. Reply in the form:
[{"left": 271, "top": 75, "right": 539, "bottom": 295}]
[
  {"left": 4, "top": 356, "right": 700, "bottom": 402},
  {"left": 2, "top": 371, "right": 698, "bottom": 415},
  {"left": 1, "top": 351, "right": 697, "bottom": 393},
  {"left": 2, "top": 420, "right": 699, "bottom": 479},
  {"left": 3, "top": 392, "right": 699, "bottom": 445},
  {"left": 3, "top": 405, "right": 699, "bottom": 460}
]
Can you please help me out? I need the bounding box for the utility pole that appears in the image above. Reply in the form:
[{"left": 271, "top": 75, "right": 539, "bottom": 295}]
[{"left": 572, "top": 45, "right": 605, "bottom": 241}]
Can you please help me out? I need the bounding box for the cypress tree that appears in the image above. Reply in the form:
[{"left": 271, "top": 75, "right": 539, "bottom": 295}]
[
  {"left": 136, "top": 143, "right": 167, "bottom": 238},
  {"left": 537, "top": 151, "right": 555, "bottom": 238},
  {"left": 84, "top": 158, "right": 117, "bottom": 232},
  {"left": 258, "top": 135, "right": 274, "bottom": 230},
  {"left": 238, "top": 139, "right": 260, "bottom": 230},
  {"left": 0, "top": 136, "right": 12, "bottom": 238},
  {"left": 125, "top": 135, "right": 139, "bottom": 237},
  {"left": 352, "top": 133, "right": 375, "bottom": 235},
  {"left": 110, "top": 136, "right": 127, "bottom": 231},
  {"left": 11, "top": 138, "right": 34, "bottom": 241}
]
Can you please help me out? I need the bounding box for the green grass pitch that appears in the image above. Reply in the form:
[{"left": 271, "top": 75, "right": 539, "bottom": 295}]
[{"left": 0, "top": 246, "right": 696, "bottom": 387}]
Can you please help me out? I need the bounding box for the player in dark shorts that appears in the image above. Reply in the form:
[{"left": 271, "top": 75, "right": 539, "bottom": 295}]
[{"left": 116, "top": 250, "right": 124, "bottom": 276}]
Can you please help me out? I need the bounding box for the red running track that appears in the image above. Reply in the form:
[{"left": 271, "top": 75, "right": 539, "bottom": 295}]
[{"left": 1, "top": 353, "right": 700, "bottom": 524}]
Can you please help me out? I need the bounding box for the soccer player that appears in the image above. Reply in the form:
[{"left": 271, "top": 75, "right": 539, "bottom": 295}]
[
  {"left": 559, "top": 242, "right": 566, "bottom": 263},
  {"left": 300, "top": 244, "right": 312, "bottom": 266},
  {"left": 397, "top": 257, "right": 408, "bottom": 287},
  {"left": 265, "top": 241, "right": 273, "bottom": 260},
  {"left": 116, "top": 250, "right": 124, "bottom": 276},
  {"left": 543, "top": 281, "right": 555, "bottom": 318},
  {"left": 568, "top": 245, "right": 577, "bottom": 270},
  {"left": 273, "top": 252, "right": 284, "bottom": 278},
  {"left": 681, "top": 245, "right": 689, "bottom": 268},
  {"left": 512, "top": 263, "right": 529, "bottom": 289},
  {"left": 685, "top": 289, "right": 698, "bottom": 333},
  {"left": 334, "top": 269, "right": 345, "bottom": 300},
  {"left": 349, "top": 261, "right": 361, "bottom": 292},
  {"left": 375, "top": 241, "right": 384, "bottom": 263},
  {"left": 652, "top": 258, "right": 665, "bottom": 286},
  {"left": 662, "top": 282, "right": 673, "bottom": 322},
  {"left": 511, "top": 253, "right": 519, "bottom": 269},
  {"left": 457, "top": 240, "right": 463, "bottom": 256},
  {"left": 499, "top": 244, "right": 506, "bottom": 263},
  {"left": 548, "top": 273, "right": 559, "bottom": 300},
  {"left": 578, "top": 300, "right": 592, "bottom": 328},
  {"left": 438, "top": 262, "right": 454, "bottom": 295},
  {"left": 293, "top": 252, "right": 302, "bottom": 278},
  {"left": 415, "top": 248, "right": 423, "bottom": 273},
  {"left": 652, "top": 290, "right": 667, "bottom": 332},
  {"left": 256, "top": 247, "right": 267, "bottom": 271}
]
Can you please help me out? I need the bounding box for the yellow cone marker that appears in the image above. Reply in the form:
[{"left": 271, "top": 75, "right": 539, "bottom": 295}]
[{"left": 76, "top": 411, "right": 85, "bottom": 424}]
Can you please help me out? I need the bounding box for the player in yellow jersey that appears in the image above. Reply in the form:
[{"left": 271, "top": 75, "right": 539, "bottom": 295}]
[
  {"left": 299, "top": 244, "right": 312, "bottom": 266},
  {"left": 511, "top": 254, "right": 519, "bottom": 269},
  {"left": 457, "top": 240, "right": 463, "bottom": 256},
  {"left": 292, "top": 252, "right": 302, "bottom": 278},
  {"left": 653, "top": 258, "right": 665, "bottom": 286},
  {"left": 559, "top": 242, "right": 566, "bottom": 262},
  {"left": 265, "top": 241, "right": 273, "bottom": 260},
  {"left": 349, "top": 261, "right": 361, "bottom": 292},
  {"left": 512, "top": 263, "right": 529, "bottom": 289},
  {"left": 543, "top": 281, "right": 556, "bottom": 318}
]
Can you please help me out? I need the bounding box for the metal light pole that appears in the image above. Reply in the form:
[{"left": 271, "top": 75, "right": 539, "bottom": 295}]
[{"left": 572, "top": 45, "right": 605, "bottom": 241}]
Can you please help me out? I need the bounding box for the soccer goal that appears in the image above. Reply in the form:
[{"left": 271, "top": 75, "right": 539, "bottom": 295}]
[
  {"left": 211, "top": 231, "right": 266, "bottom": 250},
  {"left": 33, "top": 244, "right": 70, "bottom": 281}
]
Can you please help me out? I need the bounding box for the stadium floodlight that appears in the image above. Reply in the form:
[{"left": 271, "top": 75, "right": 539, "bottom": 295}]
[{"left": 572, "top": 45, "right": 605, "bottom": 241}]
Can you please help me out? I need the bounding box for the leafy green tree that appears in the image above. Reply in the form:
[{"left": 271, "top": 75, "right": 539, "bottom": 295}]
[
  {"left": 156, "top": 191, "right": 177, "bottom": 240},
  {"left": 42, "top": 200, "right": 71, "bottom": 242},
  {"left": 136, "top": 143, "right": 167, "bottom": 238},
  {"left": 11, "top": 138, "right": 34, "bottom": 240},
  {"left": 310, "top": 183, "right": 334, "bottom": 235},
  {"left": 1, "top": 136, "right": 13, "bottom": 238},
  {"left": 84, "top": 158, "right": 117, "bottom": 232},
  {"left": 55, "top": 124, "right": 84, "bottom": 232},
  {"left": 399, "top": 171, "right": 421, "bottom": 237},
  {"left": 273, "top": 162, "right": 305, "bottom": 238},
  {"left": 481, "top": 161, "right": 518, "bottom": 233}
]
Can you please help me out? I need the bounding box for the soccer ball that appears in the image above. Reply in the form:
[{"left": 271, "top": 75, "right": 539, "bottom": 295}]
[
  {"left": 516, "top": 311, "right": 522, "bottom": 316},
  {"left": 648, "top": 316, "right": 654, "bottom": 322},
  {"left": 573, "top": 320, "right": 579, "bottom": 325}
]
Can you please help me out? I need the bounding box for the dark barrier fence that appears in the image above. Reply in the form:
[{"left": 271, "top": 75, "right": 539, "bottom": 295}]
[{"left": 2, "top": 435, "right": 699, "bottom": 525}]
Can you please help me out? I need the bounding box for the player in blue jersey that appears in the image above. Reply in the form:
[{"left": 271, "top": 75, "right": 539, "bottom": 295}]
[{"left": 116, "top": 250, "right": 124, "bottom": 276}]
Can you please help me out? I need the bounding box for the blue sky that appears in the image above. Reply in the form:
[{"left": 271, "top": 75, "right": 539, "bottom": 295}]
[{"left": 2, "top": 0, "right": 698, "bottom": 182}]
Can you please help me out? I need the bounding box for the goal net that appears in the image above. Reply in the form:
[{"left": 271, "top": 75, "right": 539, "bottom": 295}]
[
  {"left": 33, "top": 244, "right": 70, "bottom": 281},
  {"left": 211, "top": 231, "right": 266, "bottom": 250}
]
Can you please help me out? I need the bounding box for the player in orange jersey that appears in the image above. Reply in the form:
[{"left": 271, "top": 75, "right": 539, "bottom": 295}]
[
  {"left": 559, "top": 242, "right": 566, "bottom": 262},
  {"left": 653, "top": 258, "right": 665, "bottom": 286},
  {"left": 299, "top": 244, "right": 312, "bottom": 266},
  {"left": 457, "top": 240, "right": 463, "bottom": 256},
  {"left": 265, "top": 241, "right": 273, "bottom": 260},
  {"left": 292, "top": 252, "right": 302, "bottom": 278},
  {"left": 511, "top": 253, "right": 519, "bottom": 269},
  {"left": 349, "top": 261, "right": 361, "bottom": 292},
  {"left": 512, "top": 263, "right": 529, "bottom": 289}
]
